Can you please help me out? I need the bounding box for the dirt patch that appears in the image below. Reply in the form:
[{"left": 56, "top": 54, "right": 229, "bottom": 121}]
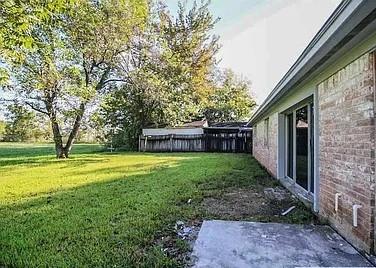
[
  {"left": 202, "top": 189, "right": 271, "bottom": 219},
  {"left": 200, "top": 185, "right": 312, "bottom": 223}
]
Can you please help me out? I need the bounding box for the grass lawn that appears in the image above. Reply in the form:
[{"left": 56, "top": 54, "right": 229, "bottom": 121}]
[{"left": 0, "top": 143, "right": 313, "bottom": 267}]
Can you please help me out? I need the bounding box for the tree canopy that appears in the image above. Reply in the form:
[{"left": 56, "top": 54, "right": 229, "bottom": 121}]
[
  {"left": 1, "top": 0, "right": 257, "bottom": 154},
  {"left": 1, "top": 0, "right": 148, "bottom": 157}
]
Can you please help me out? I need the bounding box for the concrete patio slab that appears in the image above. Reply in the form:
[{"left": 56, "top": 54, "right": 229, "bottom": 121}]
[{"left": 192, "top": 220, "right": 373, "bottom": 268}]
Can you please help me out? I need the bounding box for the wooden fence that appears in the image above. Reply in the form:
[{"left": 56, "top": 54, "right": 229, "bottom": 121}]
[{"left": 139, "top": 132, "right": 252, "bottom": 153}]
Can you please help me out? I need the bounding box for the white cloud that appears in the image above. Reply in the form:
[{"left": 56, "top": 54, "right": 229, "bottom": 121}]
[{"left": 217, "top": 0, "right": 341, "bottom": 103}]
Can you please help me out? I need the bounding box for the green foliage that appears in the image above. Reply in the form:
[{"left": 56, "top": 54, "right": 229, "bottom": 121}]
[
  {"left": 101, "top": 0, "right": 224, "bottom": 148},
  {"left": 204, "top": 69, "right": 257, "bottom": 122},
  {"left": 0, "top": 1, "right": 70, "bottom": 65},
  {"left": 3, "top": 103, "right": 36, "bottom": 142},
  {"left": 1, "top": 0, "right": 148, "bottom": 157},
  {"left": 0, "top": 120, "right": 5, "bottom": 140},
  {"left": 2, "top": 103, "right": 52, "bottom": 142},
  {"left": 157, "top": 0, "right": 220, "bottom": 123}
]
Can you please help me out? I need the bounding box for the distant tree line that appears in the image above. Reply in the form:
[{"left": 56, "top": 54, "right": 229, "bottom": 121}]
[
  {"left": 0, "top": 0, "right": 256, "bottom": 157},
  {"left": 1, "top": 102, "right": 48, "bottom": 142},
  {"left": 0, "top": 102, "right": 100, "bottom": 143}
]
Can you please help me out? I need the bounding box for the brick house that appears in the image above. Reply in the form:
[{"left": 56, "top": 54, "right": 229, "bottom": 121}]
[{"left": 249, "top": 0, "right": 376, "bottom": 254}]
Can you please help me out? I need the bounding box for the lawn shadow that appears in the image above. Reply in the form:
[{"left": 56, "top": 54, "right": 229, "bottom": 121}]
[
  {"left": 0, "top": 155, "right": 107, "bottom": 169},
  {"left": 0, "top": 144, "right": 105, "bottom": 168}
]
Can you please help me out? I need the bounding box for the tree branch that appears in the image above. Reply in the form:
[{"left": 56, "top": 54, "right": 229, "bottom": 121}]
[
  {"left": 24, "top": 101, "right": 49, "bottom": 115},
  {"left": 102, "top": 78, "right": 128, "bottom": 85},
  {"left": 95, "top": 67, "right": 111, "bottom": 91}
]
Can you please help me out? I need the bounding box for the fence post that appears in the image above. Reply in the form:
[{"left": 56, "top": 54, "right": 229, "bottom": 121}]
[
  {"left": 202, "top": 134, "right": 205, "bottom": 151},
  {"left": 138, "top": 135, "right": 141, "bottom": 152},
  {"left": 144, "top": 136, "right": 148, "bottom": 152},
  {"left": 170, "top": 134, "right": 173, "bottom": 152},
  {"left": 204, "top": 134, "right": 208, "bottom": 152}
]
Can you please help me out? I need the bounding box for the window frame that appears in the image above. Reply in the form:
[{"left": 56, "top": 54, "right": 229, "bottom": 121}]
[
  {"left": 264, "top": 118, "right": 269, "bottom": 147},
  {"left": 283, "top": 101, "right": 314, "bottom": 195}
]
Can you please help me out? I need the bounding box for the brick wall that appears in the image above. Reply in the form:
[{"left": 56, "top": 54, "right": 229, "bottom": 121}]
[
  {"left": 318, "top": 52, "right": 375, "bottom": 253},
  {"left": 253, "top": 113, "right": 278, "bottom": 177}
]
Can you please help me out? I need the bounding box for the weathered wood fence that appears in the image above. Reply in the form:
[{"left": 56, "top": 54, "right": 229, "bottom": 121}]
[{"left": 139, "top": 132, "right": 252, "bottom": 153}]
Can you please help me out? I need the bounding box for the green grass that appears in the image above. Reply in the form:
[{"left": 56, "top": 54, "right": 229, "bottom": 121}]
[{"left": 0, "top": 143, "right": 312, "bottom": 267}]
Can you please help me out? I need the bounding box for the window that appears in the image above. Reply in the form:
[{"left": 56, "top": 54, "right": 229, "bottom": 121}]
[{"left": 264, "top": 118, "right": 269, "bottom": 147}]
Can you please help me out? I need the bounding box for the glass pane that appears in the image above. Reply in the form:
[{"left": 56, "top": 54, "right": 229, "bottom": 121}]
[
  {"left": 287, "top": 113, "right": 294, "bottom": 178},
  {"left": 296, "top": 106, "right": 308, "bottom": 190},
  {"left": 310, "top": 104, "right": 314, "bottom": 193}
]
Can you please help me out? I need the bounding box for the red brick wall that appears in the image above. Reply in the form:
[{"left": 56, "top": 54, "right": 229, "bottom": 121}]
[
  {"left": 318, "top": 52, "right": 375, "bottom": 253},
  {"left": 253, "top": 113, "right": 278, "bottom": 177}
]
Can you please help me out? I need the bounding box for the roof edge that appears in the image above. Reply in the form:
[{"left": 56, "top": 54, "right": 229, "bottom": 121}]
[{"left": 247, "top": 0, "right": 371, "bottom": 125}]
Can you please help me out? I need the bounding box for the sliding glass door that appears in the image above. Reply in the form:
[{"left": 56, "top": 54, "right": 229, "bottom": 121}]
[
  {"left": 296, "top": 106, "right": 308, "bottom": 190},
  {"left": 310, "top": 104, "right": 314, "bottom": 193},
  {"left": 285, "top": 102, "right": 314, "bottom": 193},
  {"left": 286, "top": 113, "right": 294, "bottom": 179}
]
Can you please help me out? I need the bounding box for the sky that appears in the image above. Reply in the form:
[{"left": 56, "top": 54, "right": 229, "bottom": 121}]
[{"left": 165, "top": 0, "right": 341, "bottom": 103}]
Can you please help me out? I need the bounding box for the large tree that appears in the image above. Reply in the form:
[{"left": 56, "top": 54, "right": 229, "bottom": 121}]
[
  {"left": 1, "top": 0, "right": 148, "bottom": 157},
  {"left": 157, "top": 0, "right": 220, "bottom": 124},
  {"left": 100, "top": 0, "right": 221, "bottom": 149}
]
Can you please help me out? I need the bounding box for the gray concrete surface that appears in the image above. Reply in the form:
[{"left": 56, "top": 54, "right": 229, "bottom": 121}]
[{"left": 192, "top": 220, "right": 373, "bottom": 268}]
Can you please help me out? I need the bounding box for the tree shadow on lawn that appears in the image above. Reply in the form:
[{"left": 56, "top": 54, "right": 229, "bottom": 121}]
[
  {"left": 0, "top": 154, "right": 315, "bottom": 267},
  {"left": 61, "top": 160, "right": 175, "bottom": 177},
  {"left": 0, "top": 156, "right": 107, "bottom": 169},
  {"left": 0, "top": 143, "right": 103, "bottom": 158},
  {"left": 0, "top": 144, "right": 104, "bottom": 168},
  {"left": 0, "top": 147, "right": 190, "bottom": 169}
]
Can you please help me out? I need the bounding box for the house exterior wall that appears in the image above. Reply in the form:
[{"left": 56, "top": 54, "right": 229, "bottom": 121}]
[
  {"left": 318, "top": 52, "right": 375, "bottom": 252},
  {"left": 253, "top": 114, "right": 278, "bottom": 177},
  {"left": 252, "top": 32, "right": 376, "bottom": 254}
]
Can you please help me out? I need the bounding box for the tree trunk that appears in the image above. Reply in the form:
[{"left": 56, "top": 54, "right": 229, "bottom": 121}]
[
  {"left": 50, "top": 112, "right": 67, "bottom": 158},
  {"left": 55, "top": 144, "right": 69, "bottom": 158},
  {"left": 64, "top": 102, "right": 85, "bottom": 158},
  {"left": 43, "top": 90, "right": 86, "bottom": 159},
  {"left": 46, "top": 101, "right": 72, "bottom": 159}
]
